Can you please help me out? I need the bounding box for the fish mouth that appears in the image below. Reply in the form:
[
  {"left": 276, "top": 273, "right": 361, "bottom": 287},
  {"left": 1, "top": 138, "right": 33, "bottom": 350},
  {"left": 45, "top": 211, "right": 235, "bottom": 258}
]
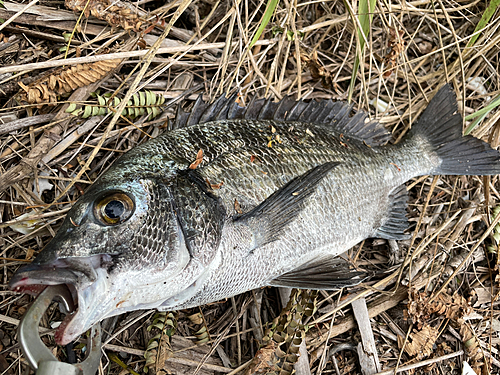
[{"left": 9, "top": 256, "right": 109, "bottom": 345}]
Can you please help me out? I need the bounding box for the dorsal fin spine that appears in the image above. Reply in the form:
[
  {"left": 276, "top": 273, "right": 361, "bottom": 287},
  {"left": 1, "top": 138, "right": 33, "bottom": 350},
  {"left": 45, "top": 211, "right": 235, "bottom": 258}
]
[
  {"left": 173, "top": 94, "right": 392, "bottom": 146},
  {"left": 186, "top": 94, "right": 206, "bottom": 126}
]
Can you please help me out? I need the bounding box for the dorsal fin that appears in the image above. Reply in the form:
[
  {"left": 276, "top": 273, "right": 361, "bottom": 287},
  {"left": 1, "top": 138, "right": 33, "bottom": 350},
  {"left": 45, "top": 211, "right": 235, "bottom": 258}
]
[
  {"left": 185, "top": 95, "right": 207, "bottom": 126},
  {"left": 173, "top": 94, "right": 392, "bottom": 146}
]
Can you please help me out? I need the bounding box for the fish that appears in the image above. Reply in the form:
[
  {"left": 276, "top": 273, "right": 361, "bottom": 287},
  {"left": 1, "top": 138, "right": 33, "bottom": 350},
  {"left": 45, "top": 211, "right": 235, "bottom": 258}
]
[{"left": 10, "top": 84, "right": 500, "bottom": 345}]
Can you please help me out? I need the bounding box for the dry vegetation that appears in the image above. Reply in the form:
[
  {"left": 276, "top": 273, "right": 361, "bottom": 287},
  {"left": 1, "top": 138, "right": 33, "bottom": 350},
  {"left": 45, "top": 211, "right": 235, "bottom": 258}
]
[{"left": 0, "top": 0, "right": 499, "bottom": 374}]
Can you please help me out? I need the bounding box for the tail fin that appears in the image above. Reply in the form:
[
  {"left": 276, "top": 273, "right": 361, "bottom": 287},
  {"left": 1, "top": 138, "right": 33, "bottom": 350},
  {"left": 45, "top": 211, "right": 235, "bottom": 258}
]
[{"left": 409, "top": 84, "right": 500, "bottom": 175}]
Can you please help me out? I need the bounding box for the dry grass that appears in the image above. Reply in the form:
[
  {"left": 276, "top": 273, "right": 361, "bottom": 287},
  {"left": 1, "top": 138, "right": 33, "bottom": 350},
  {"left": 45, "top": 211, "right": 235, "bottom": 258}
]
[{"left": 0, "top": 0, "right": 499, "bottom": 374}]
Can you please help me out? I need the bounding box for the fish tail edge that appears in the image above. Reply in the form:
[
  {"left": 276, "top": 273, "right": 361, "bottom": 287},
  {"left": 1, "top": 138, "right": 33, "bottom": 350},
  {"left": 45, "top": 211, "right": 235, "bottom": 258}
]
[{"left": 410, "top": 84, "right": 500, "bottom": 176}]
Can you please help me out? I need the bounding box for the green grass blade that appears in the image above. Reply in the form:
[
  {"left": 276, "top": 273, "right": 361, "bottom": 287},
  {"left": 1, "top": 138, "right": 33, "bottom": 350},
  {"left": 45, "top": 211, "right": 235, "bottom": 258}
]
[
  {"left": 464, "top": 93, "right": 500, "bottom": 135},
  {"left": 348, "top": 0, "right": 377, "bottom": 102},
  {"left": 466, "top": 0, "right": 500, "bottom": 48},
  {"left": 108, "top": 353, "right": 141, "bottom": 375},
  {"left": 249, "top": 0, "right": 279, "bottom": 48}
]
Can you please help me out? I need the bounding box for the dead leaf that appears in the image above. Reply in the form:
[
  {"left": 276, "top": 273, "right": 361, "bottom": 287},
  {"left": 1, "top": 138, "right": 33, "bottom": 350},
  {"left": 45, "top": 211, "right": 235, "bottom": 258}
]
[
  {"left": 209, "top": 180, "right": 223, "bottom": 189},
  {"left": 472, "top": 286, "right": 494, "bottom": 307},
  {"left": 407, "top": 290, "right": 472, "bottom": 328},
  {"left": 383, "top": 27, "right": 406, "bottom": 78},
  {"left": 301, "top": 51, "right": 335, "bottom": 89},
  {"left": 187, "top": 312, "right": 203, "bottom": 325},
  {"left": 243, "top": 341, "right": 280, "bottom": 375},
  {"left": 234, "top": 199, "right": 243, "bottom": 214},
  {"left": 403, "top": 324, "right": 438, "bottom": 360},
  {"left": 0, "top": 354, "right": 9, "bottom": 372},
  {"left": 189, "top": 149, "right": 203, "bottom": 170},
  {"left": 19, "top": 60, "right": 120, "bottom": 107},
  {"left": 459, "top": 318, "right": 484, "bottom": 372},
  {"left": 65, "top": 0, "right": 143, "bottom": 30},
  {"left": 25, "top": 248, "right": 35, "bottom": 261}
]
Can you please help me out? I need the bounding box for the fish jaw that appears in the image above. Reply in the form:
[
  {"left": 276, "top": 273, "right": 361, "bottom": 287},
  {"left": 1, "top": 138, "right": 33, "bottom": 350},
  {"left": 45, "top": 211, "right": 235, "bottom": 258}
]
[
  {"left": 9, "top": 256, "right": 111, "bottom": 345},
  {"left": 9, "top": 254, "right": 213, "bottom": 344},
  {"left": 56, "top": 267, "right": 110, "bottom": 344},
  {"left": 57, "top": 260, "right": 209, "bottom": 344}
]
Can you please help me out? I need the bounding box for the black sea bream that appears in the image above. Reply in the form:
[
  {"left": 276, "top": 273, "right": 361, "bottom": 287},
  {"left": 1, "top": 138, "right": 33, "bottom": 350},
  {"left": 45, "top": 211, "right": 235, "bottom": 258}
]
[{"left": 10, "top": 85, "right": 500, "bottom": 344}]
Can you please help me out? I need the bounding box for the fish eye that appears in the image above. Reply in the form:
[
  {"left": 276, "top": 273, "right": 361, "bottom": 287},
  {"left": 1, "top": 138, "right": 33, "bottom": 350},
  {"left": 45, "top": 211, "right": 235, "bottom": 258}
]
[{"left": 95, "top": 192, "right": 134, "bottom": 225}]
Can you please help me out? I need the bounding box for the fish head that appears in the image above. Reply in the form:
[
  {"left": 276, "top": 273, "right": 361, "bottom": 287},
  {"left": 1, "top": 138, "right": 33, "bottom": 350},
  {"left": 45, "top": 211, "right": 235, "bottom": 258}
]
[{"left": 10, "top": 170, "right": 225, "bottom": 345}]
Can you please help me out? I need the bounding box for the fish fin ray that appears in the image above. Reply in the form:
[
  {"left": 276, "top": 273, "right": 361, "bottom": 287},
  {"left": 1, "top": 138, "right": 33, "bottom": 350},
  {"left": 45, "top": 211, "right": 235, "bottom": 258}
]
[
  {"left": 173, "top": 94, "right": 391, "bottom": 146},
  {"left": 269, "top": 256, "right": 368, "bottom": 290},
  {"left": 408, "top": 84, "right": 500, "bottom": 175},
  {"left": 174, "top": 93, "right": 239, "bottom": 129},
  {"left": 374, "top": 184, "right": 410, "bottom": 240},
  {"left": 274, "top": 97, "right": 391, "bottom": 146},
  {"left": 234, "top": 162, "right": 340, "bottom": 247},
  {"left": 199, "top": 93, "right": 238, "bottom": 123},
  {"left": 257, "top": 98, "right": 275, "bottom": 120},
  {"left": 244, "top": 97, "right": 268, "bottom": 119},
  {"left": 173, "top": 103, "right": 192, "bottom": 130},
  {"left": 186, "top": 95, "right": 208, "bottom": 126}
]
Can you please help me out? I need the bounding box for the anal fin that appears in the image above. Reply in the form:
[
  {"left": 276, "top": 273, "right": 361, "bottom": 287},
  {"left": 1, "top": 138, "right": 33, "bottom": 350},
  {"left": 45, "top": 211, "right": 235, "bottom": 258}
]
[
  {"left": 374, "top": 185, "right": 410, "bottom": 240},
  {"left": 269, "top": 256, "right": 368, "bottom": 290}
]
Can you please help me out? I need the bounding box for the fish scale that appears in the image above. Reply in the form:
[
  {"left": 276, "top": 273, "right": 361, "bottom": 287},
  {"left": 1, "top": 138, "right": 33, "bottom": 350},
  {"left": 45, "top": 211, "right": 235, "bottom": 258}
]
[
  {"left": 201, "top": 143, "right": 398, "bottom": 211},
  {"left": 10, "top": 85, "right": 500, "bottom": 345},
  {"left": 193, "top": 121, "right": 376, "bottom": 204},
  {"left": 177, "top": 159, "right": 404, "bottom": 309},
  {"left": 110, "top": 117, "right": 368, "bottom": 181}
]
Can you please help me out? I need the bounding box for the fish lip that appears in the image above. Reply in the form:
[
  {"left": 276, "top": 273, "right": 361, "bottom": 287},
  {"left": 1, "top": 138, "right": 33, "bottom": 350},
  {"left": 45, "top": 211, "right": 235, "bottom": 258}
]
[
  {"left": 9, "top": 253, "right": 111, "bottom": 294},
  {"left": 9, "top": 256, "right": 108, "bottom": 345},
  {"left": 9, "top": 266, "right": 81, "bottom": 345},
  {"left": 9, "top": 264, "right": 80, "bottom": 291}
]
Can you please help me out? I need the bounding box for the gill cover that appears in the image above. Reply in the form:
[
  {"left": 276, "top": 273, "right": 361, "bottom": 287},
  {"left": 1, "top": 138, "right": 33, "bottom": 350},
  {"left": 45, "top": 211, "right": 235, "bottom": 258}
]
[{"left": 117, "top": 171, "right": 225, "bottom": 271}]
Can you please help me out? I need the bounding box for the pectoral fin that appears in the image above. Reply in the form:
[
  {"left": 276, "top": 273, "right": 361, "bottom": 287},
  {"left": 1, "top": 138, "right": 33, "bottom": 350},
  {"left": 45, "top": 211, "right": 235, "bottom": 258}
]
[
  {"left": 269, "top": 256, "right": 368, "bottom": 290},
  {"left": 234, "top": 162, "right": 340, "bottom": 248}
]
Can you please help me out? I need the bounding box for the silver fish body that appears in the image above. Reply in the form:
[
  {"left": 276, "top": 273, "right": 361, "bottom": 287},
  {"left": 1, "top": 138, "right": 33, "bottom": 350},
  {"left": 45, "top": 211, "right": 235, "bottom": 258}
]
[{"left": 10, "top": 85, "right": 500, "bottom": 344}]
